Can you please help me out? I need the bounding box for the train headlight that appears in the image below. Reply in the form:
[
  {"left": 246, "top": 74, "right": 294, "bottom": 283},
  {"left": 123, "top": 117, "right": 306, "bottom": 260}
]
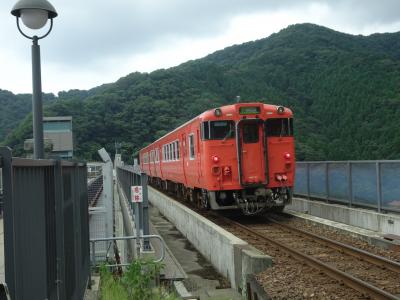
[
  {"left": 212, "top": 155, "right": 220, "bottom": 163},
  {"left": 284, "top": 153, "right": 291, "bottom": 160},
  {"left": 276, "top": 174, "right": 283, "bottom": 181},
  {"left": 277, "top": 106, "right": 285, "bottom": 114},
  {"left": 214, "top": 108, "right": 222, "bottom": 117}
]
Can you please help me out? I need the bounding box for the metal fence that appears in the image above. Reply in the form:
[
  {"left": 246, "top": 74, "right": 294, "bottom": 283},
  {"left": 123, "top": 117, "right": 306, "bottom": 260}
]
[
  {"left": 0, "top": 147, "right": 90, "bottom": 300},
  {"left": 116, "top": 165, "right": 151, "bottom": 250},
  {"left": 88, "top": 175, "right": 103, "bottom": 206},
  {"left": 294, "top": 161, "right": 400, "bottom": 213},
  {"left": 87, "top": 151, "right": 114, "bottom": 263}
]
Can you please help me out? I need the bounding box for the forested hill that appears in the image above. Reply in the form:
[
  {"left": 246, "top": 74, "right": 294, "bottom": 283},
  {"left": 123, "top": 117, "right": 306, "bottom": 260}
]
[
  {"left": 2, "top": 23, "right": 400, "bottom": 162},
  {"left": 0, "top": 90, "right": 57, "bottom": 142}
]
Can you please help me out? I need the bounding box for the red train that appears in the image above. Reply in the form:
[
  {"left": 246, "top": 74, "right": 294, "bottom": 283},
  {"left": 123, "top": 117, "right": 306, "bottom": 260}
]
[{"left": 140, "top": 102, "right": 295, "bottom": 215}]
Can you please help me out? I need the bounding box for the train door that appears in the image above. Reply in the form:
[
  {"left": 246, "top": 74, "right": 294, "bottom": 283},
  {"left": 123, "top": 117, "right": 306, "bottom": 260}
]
[
  {"left": 181, "top": 133, "right": 188, "bottom": 186},
  {"left": 196, "top": 129, "right": 201, "bottom": 183},
  {"left": 237, "top": 119, "right": 266, "bottom": 186},
  {"left": 155, "top": 148, "right": 159, "bottom": 178}
]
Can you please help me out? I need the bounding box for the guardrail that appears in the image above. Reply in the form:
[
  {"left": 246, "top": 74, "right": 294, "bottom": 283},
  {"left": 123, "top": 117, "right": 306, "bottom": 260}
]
[
  {"left": 116, "top": 165, "right": 151, "bottom": 250},
  {"left": 0, "top": 147, "right": 90, "bottom": 300},
  {"left": 90, "top": 235, "right": 165, "bottom": 268},
  {"left": 294, "top": 161, "right": 400, "bottom": 213}
]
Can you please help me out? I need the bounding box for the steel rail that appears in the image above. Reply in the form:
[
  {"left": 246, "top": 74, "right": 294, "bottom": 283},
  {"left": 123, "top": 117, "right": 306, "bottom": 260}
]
[
  {"left": 221, "top": 216, "right": 399, "bottom": 300},
  {"left": 266, "top": 217, "right": 400, "bottom": 274}
]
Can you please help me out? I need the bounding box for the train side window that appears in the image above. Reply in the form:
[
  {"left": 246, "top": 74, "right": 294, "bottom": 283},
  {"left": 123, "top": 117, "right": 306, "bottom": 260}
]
[
  {"left": 243, "top": 123, "right": 259, "bottom": 143},
  {"left": 265, "top": 118, "right": 293, "bottom": 137},
  {"left": 189, "top": 134, "right": 195, "bottom": 160},
  {"left": 201, "top": 122, "right": 210, "bottom": 140},
  {"left": 163, "top": 145, "right": 166, "bottom": 161},
  {"left": 176, "top": 141, "right": 180, "bottom": 159},
  {"left": 173, "top": 142, "right": 177, "bottom": 160}
]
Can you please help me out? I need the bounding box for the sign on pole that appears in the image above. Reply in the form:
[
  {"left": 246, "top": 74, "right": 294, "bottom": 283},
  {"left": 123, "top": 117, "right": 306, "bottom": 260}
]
[{"left": 131, "top": 186, "right": 143, "bottom": 203}]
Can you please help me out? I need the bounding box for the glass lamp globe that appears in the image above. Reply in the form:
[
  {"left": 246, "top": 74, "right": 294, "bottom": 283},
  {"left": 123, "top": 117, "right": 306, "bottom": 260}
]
[{"left": 20, "top": 8, "right": 48, "bottom": 29}]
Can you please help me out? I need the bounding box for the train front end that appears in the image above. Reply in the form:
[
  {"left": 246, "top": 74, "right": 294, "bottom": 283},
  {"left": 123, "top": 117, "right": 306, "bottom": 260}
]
[{"left": 202, "top": 103, "right": 295, "bottom": 215}]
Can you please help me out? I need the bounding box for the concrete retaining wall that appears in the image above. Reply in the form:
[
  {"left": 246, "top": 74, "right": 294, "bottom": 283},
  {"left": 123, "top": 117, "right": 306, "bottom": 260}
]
[
  {"left": 148, "top": 187, "right": 272, "bottom": 290},
  {"left": 287, "top": 197, "right": 400, "bottom": 236}
]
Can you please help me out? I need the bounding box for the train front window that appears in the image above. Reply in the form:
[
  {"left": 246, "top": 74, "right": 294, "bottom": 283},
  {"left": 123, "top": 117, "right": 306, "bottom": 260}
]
[
  {"left": 265, "top": 118, "right": 293, "bottom": 137},
  {"left": 201, "top": 121, "right": 235, "bottom": 140},
  {"left": 242, "top": 123, "right": 259, "bottom": 143}
]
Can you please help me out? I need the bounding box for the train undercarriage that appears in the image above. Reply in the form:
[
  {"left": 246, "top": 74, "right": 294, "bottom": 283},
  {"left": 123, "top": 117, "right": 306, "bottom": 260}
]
[{"left": 149, "top": 177, "right": 292, "bottom": 215}]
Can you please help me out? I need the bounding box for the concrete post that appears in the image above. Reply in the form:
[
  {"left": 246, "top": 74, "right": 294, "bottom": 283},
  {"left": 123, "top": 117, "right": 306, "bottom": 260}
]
[{"left": 98, "top": 148, "right": 114, "bottom": 239}]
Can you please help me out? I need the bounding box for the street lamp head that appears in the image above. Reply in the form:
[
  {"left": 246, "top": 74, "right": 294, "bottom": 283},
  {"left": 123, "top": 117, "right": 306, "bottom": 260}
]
[{"left": 11, "top": 0, "right": 57, "bottom": 30}]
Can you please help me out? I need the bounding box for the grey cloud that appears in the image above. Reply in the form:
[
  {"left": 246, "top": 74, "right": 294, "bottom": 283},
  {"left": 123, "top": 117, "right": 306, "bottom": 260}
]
[
  {"left": 2, "top": 0, "right": 400, "bottom": 75},
  {"left": 18, "top": 0, "right": 316, "bottom": 66}
]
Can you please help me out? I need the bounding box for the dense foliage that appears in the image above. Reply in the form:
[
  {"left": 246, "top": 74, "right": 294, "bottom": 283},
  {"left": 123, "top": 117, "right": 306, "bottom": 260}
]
[
  {"left": 0, "top": 90, "right": 56, "bottom": 142},
  {"left": 2, "top": 24, "right": 400, "bottom": 161}
]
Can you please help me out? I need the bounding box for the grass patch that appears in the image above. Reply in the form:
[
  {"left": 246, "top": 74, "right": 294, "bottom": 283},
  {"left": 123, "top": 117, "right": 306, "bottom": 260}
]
[{"left": 100, "top": 259, "right": 178, "bottom": 300}]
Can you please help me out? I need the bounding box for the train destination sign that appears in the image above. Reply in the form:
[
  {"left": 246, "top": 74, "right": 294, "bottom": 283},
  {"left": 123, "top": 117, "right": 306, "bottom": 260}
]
[
  {"left": 131, "top": 186, "right": 143, "bottom": 203},
  {"left": 239, "top": 106, "right": 260, "bottom": 115}
]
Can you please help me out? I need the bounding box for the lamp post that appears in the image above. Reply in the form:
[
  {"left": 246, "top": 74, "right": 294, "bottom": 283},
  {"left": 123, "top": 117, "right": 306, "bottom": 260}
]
[{"left": 11, "top": 0, "right": 57, "bottom": 159}]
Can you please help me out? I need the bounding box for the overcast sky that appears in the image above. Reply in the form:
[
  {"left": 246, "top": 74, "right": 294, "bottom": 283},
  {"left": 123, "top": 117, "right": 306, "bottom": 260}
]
[{"left": 1, "top": 0, "right": 400, "bottom": 95}]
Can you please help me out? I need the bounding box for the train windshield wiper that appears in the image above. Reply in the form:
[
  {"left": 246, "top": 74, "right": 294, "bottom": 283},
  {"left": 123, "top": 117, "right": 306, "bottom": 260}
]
[{"left": 222, "top": 126, "right": 233, "bottom": 141}]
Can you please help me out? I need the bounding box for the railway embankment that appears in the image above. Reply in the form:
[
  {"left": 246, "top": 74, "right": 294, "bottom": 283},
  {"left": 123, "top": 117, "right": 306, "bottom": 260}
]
[{"left": 148, "top": 186, "right": 273, "bottom": 291}]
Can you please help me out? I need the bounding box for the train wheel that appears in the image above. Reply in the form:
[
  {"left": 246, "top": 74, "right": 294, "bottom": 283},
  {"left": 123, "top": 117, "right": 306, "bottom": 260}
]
[
  {"left": 183, "top": 187, "right": 190, "bottom": 202},
  {"left": 190, "top": 189, "right": 198, "bottom": 203},
  {"left": 200, "top": 189, "right": 209, "bottom": 210}
]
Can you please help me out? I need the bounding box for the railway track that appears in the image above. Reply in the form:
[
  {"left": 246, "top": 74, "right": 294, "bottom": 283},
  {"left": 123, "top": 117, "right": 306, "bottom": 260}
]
[
  {"left": 152, "top": 186, "right": 400, "bottom": 299},
  {"left": 213, "top": 213, "right": 400, "bottom": 300}
]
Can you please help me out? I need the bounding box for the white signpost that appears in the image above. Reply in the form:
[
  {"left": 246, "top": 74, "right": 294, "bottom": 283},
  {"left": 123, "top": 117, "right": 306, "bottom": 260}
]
[{"left": 131, "top": 186, "right": 143, "bottom": 203}]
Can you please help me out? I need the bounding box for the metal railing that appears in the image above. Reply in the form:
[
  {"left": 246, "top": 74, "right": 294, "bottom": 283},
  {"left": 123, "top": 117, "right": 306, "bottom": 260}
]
[
  {"left": 88, "top": 151, "right": 114, "bottom": 263},
  {"left": 116, "top": 165, "right": 151, "bottom": 250},
  {"left": 294, "top": 161, "right": 400, "bottom": 213},
  {"left": 90, "top": 235, "right": 165, "bottom": 268},
  {"left": 87, "top": 174, "right": 103, "bottom": 206},
  {"left": 0, "top": 147, "right": 90, "bottom": 300}
]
